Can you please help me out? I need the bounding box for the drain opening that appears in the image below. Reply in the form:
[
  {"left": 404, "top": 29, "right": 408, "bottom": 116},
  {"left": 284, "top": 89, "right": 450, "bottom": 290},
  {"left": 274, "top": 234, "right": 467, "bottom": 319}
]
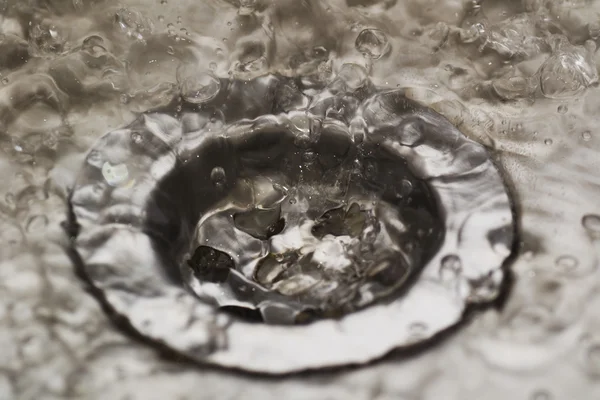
[
  {"left": 67, "top": 78, "right": 515, "bottom": 373},
  {"left": 147, "top": 127, "right": 444, "bottom": 325}
]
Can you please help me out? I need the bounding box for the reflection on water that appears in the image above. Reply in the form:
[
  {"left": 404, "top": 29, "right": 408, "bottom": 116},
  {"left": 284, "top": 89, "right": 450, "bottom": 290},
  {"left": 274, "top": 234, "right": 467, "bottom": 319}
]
[{"left": 1, "top": 0, "right": 600, "bottom": 398}]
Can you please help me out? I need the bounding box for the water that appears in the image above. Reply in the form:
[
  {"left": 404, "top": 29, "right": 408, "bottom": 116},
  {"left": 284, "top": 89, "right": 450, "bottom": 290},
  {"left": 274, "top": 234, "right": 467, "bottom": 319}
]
[
  {"left": 67, "top": 85, "right": 512, "bottom": 372},
  {"left": 1, "top": 0, "right": 600, "bottom": 398}
]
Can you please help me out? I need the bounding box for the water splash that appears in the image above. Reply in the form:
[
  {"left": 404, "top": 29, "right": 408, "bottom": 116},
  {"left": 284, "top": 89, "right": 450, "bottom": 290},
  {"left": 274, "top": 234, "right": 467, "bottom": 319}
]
[
  {"left": 67, "top": 72, "right": 514, "bottom": 373},
  {"left": 2, "top": 0, "right": 600, "bottom": 397}
]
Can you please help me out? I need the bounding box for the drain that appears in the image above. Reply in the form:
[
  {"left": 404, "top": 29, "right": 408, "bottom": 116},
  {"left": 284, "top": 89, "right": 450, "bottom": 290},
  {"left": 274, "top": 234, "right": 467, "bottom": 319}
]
[
  {"left": 67, "top": 73, "right": 515, "bottom": 373},
  {"left": 172, "top": 118, "right": 442, "bottom": 325}
]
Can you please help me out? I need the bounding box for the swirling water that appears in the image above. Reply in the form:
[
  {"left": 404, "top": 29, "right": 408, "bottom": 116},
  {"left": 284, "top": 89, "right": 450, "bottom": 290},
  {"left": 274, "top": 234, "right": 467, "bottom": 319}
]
[{"left": 1, "top": 0, "right": 600, "bottom": 399}]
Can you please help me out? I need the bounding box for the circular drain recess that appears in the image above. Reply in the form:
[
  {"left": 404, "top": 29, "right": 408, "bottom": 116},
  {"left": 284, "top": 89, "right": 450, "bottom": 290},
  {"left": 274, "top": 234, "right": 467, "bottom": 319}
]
[{"left": 67, "top": 75, "right": 514, "bottom": 374}]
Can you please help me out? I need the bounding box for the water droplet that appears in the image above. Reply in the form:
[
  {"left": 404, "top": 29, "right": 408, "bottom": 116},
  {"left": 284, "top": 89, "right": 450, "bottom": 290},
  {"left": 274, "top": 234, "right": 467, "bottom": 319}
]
[
  {"left": 540, "top": 49, "right": 597, "bottom": 99},
  {"left": 492, "top": 77, "right": 531, "bottom": 100},
  {"left": 158, "top": 15, "right": 165, "bottom": 22},
  {"left": 333, "top": 63, "right": 368, "bottom": 92},
  {"left": 26, "top": 215, "right": 48, "bottom": 233},
  {"left": 409, "top": 322, "right": 427, "bottom": 334},
  {"left": 440, "top": 254, "right": 462, "bottom": 279},
  {"left": 102, "top": 162, "right": 130, "bottom": 187},
  {"left": 460, "top": 22, "right": 485, "bottom": 44},
  {"left": 400, "top": 179, "right": 413, "bottom": 197},
  {"left": 289, "top": 114, "right": 315, "bottom": 146},
  {"left": 166, "top": 46, "right": 175, "bottom": 55},
  {"left": 582, "top": 131, "right": 592, "bottom": 141},
  {"left": 1, "top": 78, "right": 8, "bottom": 85},
  {"left": 131, "top": 132, "right": 143, "bottom": 144},
  {"left": 557, "top": 104, "right": 568, "bottom": 114},
  {"left": 114, "top": 8, "right": 153, "bottom": 41},
  {"left": 210, "top": 166, "right": 226, "bottom": 188},
  {"left": 582, "top": 214, "right": 600, "bottom": 235},
  {"left": 555, "top": 255, "right": 578, "bottom": 272},
  {"left": 544, "top": 138, "right": 553, "bottom": 146},
  {"left": 179, "top": 70, "right": 221, "bottom": 104},
  {"left": 29, "top": 23, "right": 64, "bottom": 53},
  {"left": 355, "top": 29, "right": 390, "bottom": 59},
  {"left": 530, "top": 390, "right": 552, "bottom": 400}
]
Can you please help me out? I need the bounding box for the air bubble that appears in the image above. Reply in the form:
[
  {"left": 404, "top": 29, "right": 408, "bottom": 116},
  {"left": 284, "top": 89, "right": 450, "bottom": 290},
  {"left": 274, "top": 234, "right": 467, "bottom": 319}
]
[
  {"left": 26, "top": 215, "right": 49, "bottom": 234},
  {"left": 530, "top": 390, "right": 552, "bottom": 400},
  {"left": 355, "top": 29, "right": 391, "bottom": 60},
  {"left": 440, "top": 254, "right": 462, "bottom": 280},
  {"left": 210, "top": 167, "right": 226, "bottom": 188},
  {"left": 582, "top": 131, "right": 592, "bottom": 141},
  {"left": 544, "top": 138, "right": 553, "bottom": 146},
  {"left": 409, "top": 322, "right": 427, "bottom": 334},
  {"left": 555, "top": 255, "right": 578, "bottom": 272},
  {"left": 460, "top": 23, "right": 485, "bottom": 44},
  {"left": 178, "top": 70, "right": 221, "bottom": 104},
  {"left": 102, "top": 162, "right": 130, "bottom": 187},
  {"left": 539, "top": 43, "right": 597, "bottom": 99},
  {"left": 557, "top": 105, "right": 568, "bottom": 114},
  {"left": 29, "top": 23, "right": 64, "bottom": 53},
  {"left": 492, "top": 77, "right": 531, "bottom": 100},
  {"left": 333, "top": 63, "right": 368, "bottom": 92},
  {"left": 582, "top": 214, "right": 600, "bottom": 236},
  {"left": 131, "top": 132, "right": 143, "bottom": 144}
]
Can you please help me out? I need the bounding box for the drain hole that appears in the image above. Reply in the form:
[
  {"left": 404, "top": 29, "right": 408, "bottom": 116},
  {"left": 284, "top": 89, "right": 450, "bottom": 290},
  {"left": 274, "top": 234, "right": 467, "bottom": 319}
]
[{"left": 167, "top": 130, "right": 444, "bottom": 325}]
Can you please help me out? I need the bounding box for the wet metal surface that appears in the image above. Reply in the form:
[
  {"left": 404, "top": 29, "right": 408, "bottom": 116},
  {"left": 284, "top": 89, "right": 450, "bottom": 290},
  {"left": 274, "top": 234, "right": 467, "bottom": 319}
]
[{"left": 1, "top": 0, "right": 600, "bottom": 399}]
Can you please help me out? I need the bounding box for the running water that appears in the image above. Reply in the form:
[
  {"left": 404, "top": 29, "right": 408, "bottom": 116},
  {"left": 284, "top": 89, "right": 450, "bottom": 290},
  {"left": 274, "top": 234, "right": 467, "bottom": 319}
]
[{"left": 1, "top": 0, "right": 600, "bottom": 398}]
